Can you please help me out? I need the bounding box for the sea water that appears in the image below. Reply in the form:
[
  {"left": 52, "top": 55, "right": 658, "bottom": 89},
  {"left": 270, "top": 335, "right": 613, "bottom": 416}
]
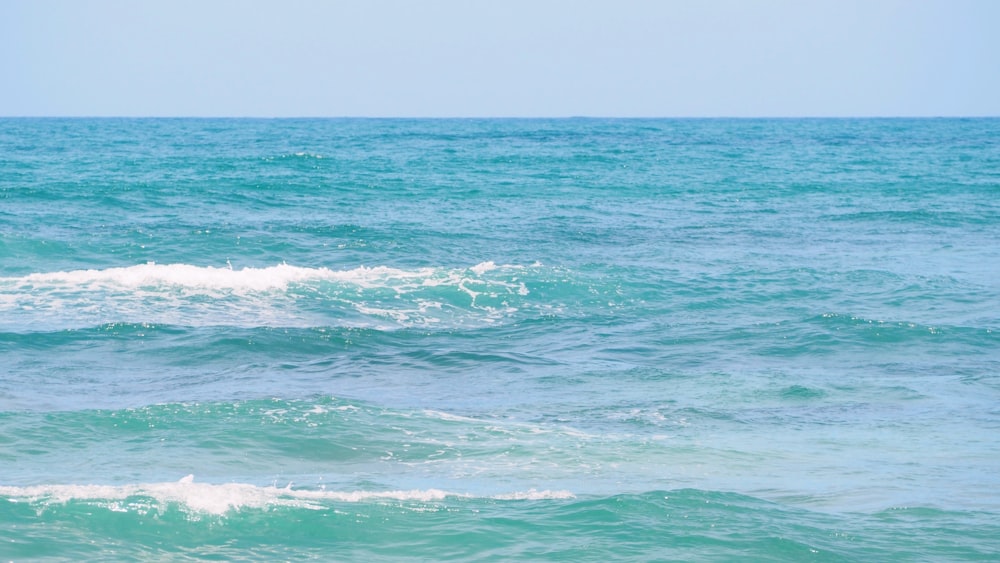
[{"left": 1, "top": 118, "right": 998, "bottom": 561}]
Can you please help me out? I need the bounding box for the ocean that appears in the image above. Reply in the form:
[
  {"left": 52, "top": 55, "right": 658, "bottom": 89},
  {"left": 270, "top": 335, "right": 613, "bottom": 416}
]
[{"left": 1, "top": 117, "right": 998, "bottom": 561}]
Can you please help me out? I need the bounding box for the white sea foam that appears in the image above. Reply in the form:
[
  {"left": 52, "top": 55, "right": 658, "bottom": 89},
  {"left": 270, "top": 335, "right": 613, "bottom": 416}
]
[
  {"left": 420, "top": 409, "right": 484, "bottom": 423},
  {"left": 470, "top": 261, "right": 498, "bottom": 275},
  {"left": 0, "top": 476, "right": 573, "bottom": 515},
  {"left": 1, "top": 262, "right": 533, "bottom": 295},
  {"left": 492, "top": 489, "right": 576, "bottom": 500},
  {"left": 0, "top": 262, "right": 539, "bottom": 330},
  {"left": 7, "top": 263, "right": 436, "bottom": 292}
]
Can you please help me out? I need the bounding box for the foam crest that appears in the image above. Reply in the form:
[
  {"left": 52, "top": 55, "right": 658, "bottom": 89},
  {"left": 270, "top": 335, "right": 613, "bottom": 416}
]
[
  {"left": 0, "top": 476, "right": 574, "bottom": 516},
  {"left": 492, "top": 489, "right": 577, "bottom": 500},
  {"left": 0, "top": 261, "right": 539, "bottom": 330},
  {"left": 3, "top": 261, "right": 533, "bottom": 294},
  {"left": 10, "top": 263, "right": 435, "bottom": 292}
]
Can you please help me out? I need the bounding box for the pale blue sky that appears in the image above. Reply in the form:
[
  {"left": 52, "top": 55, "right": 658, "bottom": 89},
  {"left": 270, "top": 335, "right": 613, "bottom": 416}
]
[{"left": 1, "top": 0, "right": 997, "bottom": 117}]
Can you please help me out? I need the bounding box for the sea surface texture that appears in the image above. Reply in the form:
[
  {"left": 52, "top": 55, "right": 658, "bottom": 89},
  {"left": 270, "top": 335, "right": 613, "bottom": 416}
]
[{"left": 1, "top": 118, "right": 999, "bottom": 561}]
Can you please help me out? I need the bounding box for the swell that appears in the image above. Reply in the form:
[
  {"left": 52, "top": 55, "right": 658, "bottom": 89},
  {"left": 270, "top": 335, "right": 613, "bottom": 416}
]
[
  {"left": 1, "top": 486, "right": 996, "bottom": 561},
  {"left": 5, "top": 311, "right": 992, "bottom": 370},
  {"left": 0, "top": 396, "right": 605, "bottom": 488},
  {"left": 5, "top": 260, "right": 992, "bottom": 334},
  {"left": 715, "top": 313, "right": 999, "bottom": 359},
  {"left": 1, "top": 396, "right": 674, "bottom": 491},
  {"left": 6, "top": 393, "right": 998, "bottom": 519}
]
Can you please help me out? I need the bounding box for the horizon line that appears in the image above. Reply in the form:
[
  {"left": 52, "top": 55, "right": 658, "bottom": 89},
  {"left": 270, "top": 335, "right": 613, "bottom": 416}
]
[{"left": 2, "top": 114, "right": 998, "bottom": 120}]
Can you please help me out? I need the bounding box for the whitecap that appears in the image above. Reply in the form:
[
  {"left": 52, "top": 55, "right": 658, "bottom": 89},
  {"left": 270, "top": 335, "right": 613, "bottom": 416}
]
[{"left": 0, "top": 476, "right": 573, "bottom": 516}]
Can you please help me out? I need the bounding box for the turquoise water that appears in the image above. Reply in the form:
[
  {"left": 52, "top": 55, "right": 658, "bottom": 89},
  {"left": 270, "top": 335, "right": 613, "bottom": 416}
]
[{"left": 1, "top": 118, "right": 999, "bottom": 560}]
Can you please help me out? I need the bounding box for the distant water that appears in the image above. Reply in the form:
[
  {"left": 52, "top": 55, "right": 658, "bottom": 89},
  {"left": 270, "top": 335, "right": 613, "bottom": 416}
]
[{"left": 2, "top": 118, "right": 999, "bottom": 561}]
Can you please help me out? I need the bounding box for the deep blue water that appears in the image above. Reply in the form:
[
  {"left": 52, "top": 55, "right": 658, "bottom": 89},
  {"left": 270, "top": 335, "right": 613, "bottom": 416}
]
[{"left": 1, "top": 118, "right": 999, "bottom": 560}]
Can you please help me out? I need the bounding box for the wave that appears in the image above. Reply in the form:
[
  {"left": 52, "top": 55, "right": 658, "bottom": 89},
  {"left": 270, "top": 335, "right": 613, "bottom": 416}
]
[
  {"left": 1, "top": 396, "right": 611, "bottom": 470},
  {"left": 2, "top": 261, "right": 525, "bottom": 292},
  {"left": 0, "top": 261, "right": 635, "bottom": 332},
  {"left": 826, "top": 208, "right": 993, "bottom": 227},
  {"left": 805, "top": 313, "right": 997, "bottom": 349},
  {"left": 685, "top": 312, "right": 999, "bottom": 360},
  {"left": 0, "top": 476, "right": 574, "bottom": 516},
  {"left": 0, "top": 261, "right": 539, "bottom": 330},
  {"left": 2, "top": 485, "right": 996, "bottom": 561}
]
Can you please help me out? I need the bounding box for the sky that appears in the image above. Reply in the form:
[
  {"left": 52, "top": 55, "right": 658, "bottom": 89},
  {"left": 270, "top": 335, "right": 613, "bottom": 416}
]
[{"left": 1, "top": 0, "right": 997, "bottom": 117}]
